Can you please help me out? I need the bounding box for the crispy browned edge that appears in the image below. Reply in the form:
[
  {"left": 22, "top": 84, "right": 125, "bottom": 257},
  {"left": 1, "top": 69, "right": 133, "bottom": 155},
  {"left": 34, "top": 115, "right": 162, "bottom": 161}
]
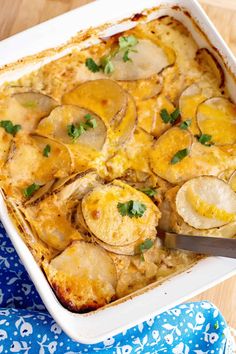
[{"left": 0, "top": 4, "right": 233, "bottom": 314}]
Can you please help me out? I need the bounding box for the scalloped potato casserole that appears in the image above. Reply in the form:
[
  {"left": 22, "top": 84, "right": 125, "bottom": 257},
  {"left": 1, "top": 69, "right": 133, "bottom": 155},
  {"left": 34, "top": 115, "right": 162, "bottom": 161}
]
[{"left": 0, "top": 16, "right": 236, "bottom": 312}]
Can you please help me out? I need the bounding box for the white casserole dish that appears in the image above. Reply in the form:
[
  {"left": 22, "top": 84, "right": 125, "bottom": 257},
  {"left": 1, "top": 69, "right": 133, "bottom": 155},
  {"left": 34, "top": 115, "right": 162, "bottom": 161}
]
[{"left": 0, "top": 0, "right": 236, "bottom": 344}]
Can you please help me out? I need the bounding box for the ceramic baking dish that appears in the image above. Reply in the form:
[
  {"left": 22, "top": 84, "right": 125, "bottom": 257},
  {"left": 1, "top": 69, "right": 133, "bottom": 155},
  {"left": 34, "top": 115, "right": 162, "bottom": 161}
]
[{"left": 0, "top": 0, "right": 236, "bottom": 344}]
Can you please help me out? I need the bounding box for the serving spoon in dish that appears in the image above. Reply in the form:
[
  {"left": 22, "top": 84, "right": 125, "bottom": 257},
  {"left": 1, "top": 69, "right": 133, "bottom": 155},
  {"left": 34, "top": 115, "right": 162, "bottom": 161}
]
[{"left": 162, "top": 232, "right": 236, "bottom": 259}]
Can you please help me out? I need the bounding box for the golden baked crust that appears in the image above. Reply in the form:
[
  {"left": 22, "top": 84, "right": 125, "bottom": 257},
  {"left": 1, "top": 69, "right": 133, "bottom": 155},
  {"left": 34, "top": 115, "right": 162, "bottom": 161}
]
[{"left": 0, "top": 15, "right": 235, "bottom": 312}]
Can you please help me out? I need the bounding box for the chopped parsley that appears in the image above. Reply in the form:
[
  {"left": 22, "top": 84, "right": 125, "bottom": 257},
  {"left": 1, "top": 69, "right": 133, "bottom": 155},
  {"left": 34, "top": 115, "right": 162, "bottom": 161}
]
[
  {"left": 43, "top": 144, "right": 51, "bottom": 157},
  {"left": 139, "top": 239, "right": 154, "bottom": 260},
  {"left": 117, "top": 200, "right": 146, "bottom": 218},
  {"left": 171, "top": 148, "right": 189, "bottom": 165},
  {"left": 180, "top": 119, "right": 192, "bottom": 130},
  {"left": 100, "top": 55, "right": 115, "bottom": 74},
  {"left": 197, "top": 134, "right": 213, "bottom": 146},
  {"left": 0, "top": 120, "right": 21, "bottom": 136},
  {"left": 160, "top": 108, "right": 180, "bottom": 124},
  {"left": 23, "top": 183, "right": 40, "bottom": 198},
  {"left": 85, "top": 35, "right": 138, "bottom": 73},
  {"left": 67, "top": 114, "right": 97, "bottom": 142},
  {"left": 85, "top": 58, "right": 101, "bottom": 73},
  {"left": 140, "top": 188, "right": 157, "bottom": 198}
]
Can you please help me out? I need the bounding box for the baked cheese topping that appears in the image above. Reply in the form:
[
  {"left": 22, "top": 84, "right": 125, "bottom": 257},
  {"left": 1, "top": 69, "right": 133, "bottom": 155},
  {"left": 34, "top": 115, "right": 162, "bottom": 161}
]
[{"left": 0, "top": 15, "right": 235, "bottom": 312}]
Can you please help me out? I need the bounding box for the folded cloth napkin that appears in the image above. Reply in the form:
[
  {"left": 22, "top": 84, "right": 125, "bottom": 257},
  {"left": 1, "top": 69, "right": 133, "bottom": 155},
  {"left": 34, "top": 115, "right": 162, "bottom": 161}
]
[{"left": 0, "top": 222, "right": 234, "bottom": 354}]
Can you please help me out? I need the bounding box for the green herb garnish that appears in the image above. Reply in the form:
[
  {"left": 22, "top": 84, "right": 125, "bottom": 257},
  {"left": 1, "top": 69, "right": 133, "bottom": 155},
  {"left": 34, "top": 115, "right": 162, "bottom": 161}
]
[
  {"left": 43, "top": 144, "right": 51, "bottom": 157},
  {"left": 67, "top": 114, "right": 97, "bottom": 142},
  {"left": 0, "top": 120, "right": 21, "bottom": 136},
  {"left": 86, "top": 35, "right": 138, "bottom": 73},
  {"left": 160, "top": 108, "right": 180, "bottom": 124},
  {"left": 140, "top": 188, "right": 157, "bottom": 198},
  {"left": 85, "top": 58, "right": 101, "bottom": 73},
  {"left": 117, "top": 200, "right": 147, "bottom": 218},
  {"left": 23, "top": 183, "right": 40, "bottom": 198},
  {"left": 139, "top": 239, "right": 154, "bottom": 260},
  {"left": 197, "top": 134, "right": 213, "bottom": 146},
  {"left": 171, "top": 148, "right": 189, "bottom": 165},
  {"left": 118, "top": 35, "right": 138, "bottom": 49},
  {"left": 180, "top": 119, "right": 192, "bottom": 130}
]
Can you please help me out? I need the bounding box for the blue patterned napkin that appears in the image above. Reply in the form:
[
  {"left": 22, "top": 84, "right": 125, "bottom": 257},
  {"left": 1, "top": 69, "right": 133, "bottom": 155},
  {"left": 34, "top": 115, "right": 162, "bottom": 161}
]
[{"left": 0, "top": 222, "right": 233, "bottom": 353}]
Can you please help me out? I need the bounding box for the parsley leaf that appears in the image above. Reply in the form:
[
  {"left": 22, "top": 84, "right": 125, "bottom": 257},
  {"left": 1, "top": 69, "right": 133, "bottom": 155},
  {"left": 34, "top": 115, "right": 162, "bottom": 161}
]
[
  {"left": 23, "top": 183, "right": 40, "bottom": 198},
  {"left": 67, "top": 114, "right": 97, "bottom": 141},
  {"left": 119, "top": 35, "right": 138, "bottom": 49},
  {"left": 180, "top": 119, "right": 192, "bottom": 130},
  {"left": 117, "top": 200, "right": 147, "bottom": 218},
  {"left": 139, "top": 239, "right": 154, "bottom": 253},
  {"left": 123, "top": 49, "right": 131, "bottom": 62},
  {"left": 140, "top": 188, "right": 157, "bottom": 198},
  {"left": 160, "top": 109, "right": 171, "bottom": 124},
  {"left": 197, "top": 134, "right": 213, "bottom": 146},
  {"left": 100, "top": 55, "right": 114, "bottom": 74},
  {"left": 43, "top": 144, "right": 51, "bottom": 157},
  {"left": 160, "top": 108, "right": 180, "bottom": 124},
  {"left": 0, "top": 120, "right": 21, "bottom": 136},
  {"left": 85, "top": 58, "right": 101, "bottom": 73},
  {"left": 171, "top": 148, "right": 189, "bottom": 165}
]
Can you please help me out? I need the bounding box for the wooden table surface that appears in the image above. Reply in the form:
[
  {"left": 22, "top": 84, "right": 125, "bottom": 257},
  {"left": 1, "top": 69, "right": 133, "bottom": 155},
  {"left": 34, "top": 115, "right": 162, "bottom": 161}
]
[{"left": 0, "top": 0, "right": 235, "bottom": 329}]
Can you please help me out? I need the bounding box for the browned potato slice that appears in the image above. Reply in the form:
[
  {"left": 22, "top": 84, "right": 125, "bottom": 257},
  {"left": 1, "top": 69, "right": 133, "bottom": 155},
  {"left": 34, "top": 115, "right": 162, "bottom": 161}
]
[
  {"left": 25, "top": 180, "right": 55, "bottom": 206},
  {"left": 112, "top": 93, "right": 137, "bottom": 146},
  {"left": 150, "top": 127, "right": 193, "bottom": 184},
  {"left": 82, "top": 180, "right": 160, "bottom": 246},
  {"left": 3, "top": 135, "right": 72, "bottom": 198},
  {"left": 150, "top": 126, "right": 236, "bottom": 184},
  {"left": 197, "top": 97, "right": 236, "bottom": 145},
  {"left": 229, "top": 171, "right": 236, "bottom": 192},
  {"left": 176, "top": 177, "right": 236, "bottom": 229},
  {"left": 44, "top": 241, "right": 117, "bottom": 312},
  {"left": 36, "top": 105, "right": 107, "bottom": 151},
  {"left": 93, "top": 232, "right": 156, "bottom": 256},
  {"left": 152, "top": 94, "right": 176, "bottom": 137},
  {"left": 179, "top": 83, "right": 213, "bottom": 135},
  {"left": 55, "top": 169, "right": 102, "bottom": 201},
  {"left": 120, "top": 74, "right": 163, "bottom": 100},
  {"left": 23, "top": 194, "right": 82, "bottom": 251},
  {"left": 111, "top": 39, "right": 172, "bottom": 81},
  {"left": 62, "top": 79, "right": 127, "bottom": 126},
  {"left": 0, "top": 92, "right": 58, "bottom": 133},
  {"left": 0, "top": 128, "right": 12, "bottom": 168},
  {"left": 196, "top": 48, "right": 224, "bottom": 87}
]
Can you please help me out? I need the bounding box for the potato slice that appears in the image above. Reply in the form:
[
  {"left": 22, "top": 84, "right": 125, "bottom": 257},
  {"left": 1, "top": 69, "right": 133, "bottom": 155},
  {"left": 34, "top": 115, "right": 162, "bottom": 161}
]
[
  {"left": 112, "top": 93, "right": 137, "bottom": 146},
  {"left": 44, "top": 241, "right": 117, "bottom": 312},
  {"left": 150, "top": 126, "right": 236, "bottom": 184},
  {"left": 197, "top": 97, "right": 236, "bottom": 145},
  {"left": 195, "top": 48, "right": 224, "bottom": 87},
  {"left": 0, "top": 128, "right": 12, "bottom": 168},
  {"left": 152, "top": 94, "right": 176, "bottom": 138},
  {"left": 176, "top": 176, "right": 236, "bottom": 229},
  {"left": 0, "top": 92, "right": 58, "bottom": 133},
  {"left": 36, "top": 105, "right": 107, "bottom": 151},
  {"left": 111, "top": 39, "right": 171, "bottom": 81},
  {"left": 82, "top": 180, "right": 160, "bottom": 246},
  {"left": 150, "top": 127, "right": 192, "bottom": 183},
  {"left": 229, "top": 171, "right": 236, "bottom": 192},
  {"left": 179, "top": 83, "right": 213, "bottom": 135},
  {"left": 62, "top": 79, "right": 127, "bottom": 126},
  {"left": 120, "top": 74, "right": 163, "bottom": 100},
  {"left": 4, "top": 135, "right": 72, "bottom": 198},
  {"left": 23, "top": 194, "right": 82, "bottom": 251}
]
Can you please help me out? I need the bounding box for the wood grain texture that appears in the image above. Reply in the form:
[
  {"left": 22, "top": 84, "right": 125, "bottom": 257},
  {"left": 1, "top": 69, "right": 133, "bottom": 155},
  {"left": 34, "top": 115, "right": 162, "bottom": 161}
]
[{"left": 0, "top": 0, "right": 235, "bottom": 328}]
